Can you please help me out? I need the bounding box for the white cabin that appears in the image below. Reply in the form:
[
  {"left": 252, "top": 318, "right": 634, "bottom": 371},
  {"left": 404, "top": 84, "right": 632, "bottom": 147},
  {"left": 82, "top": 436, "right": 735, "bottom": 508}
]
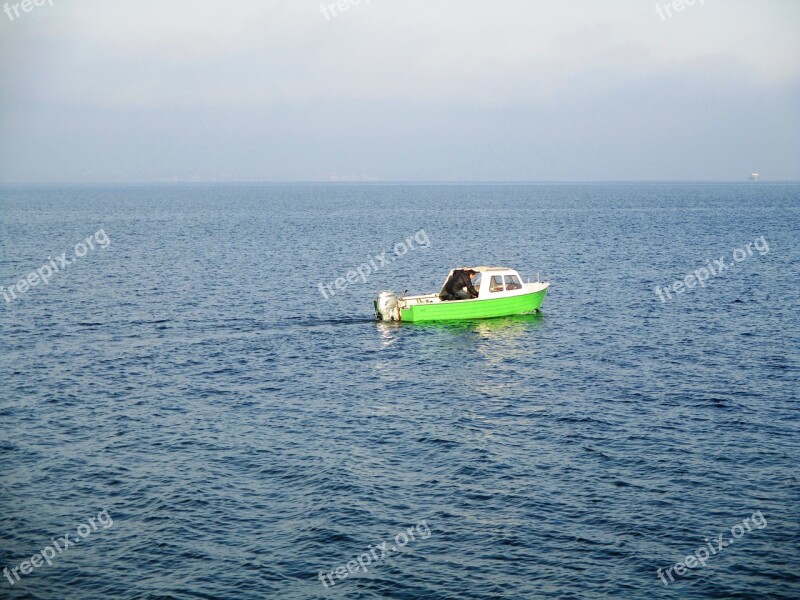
[{"left": 439, "top": 266, "right": 535, "bottom": 299}]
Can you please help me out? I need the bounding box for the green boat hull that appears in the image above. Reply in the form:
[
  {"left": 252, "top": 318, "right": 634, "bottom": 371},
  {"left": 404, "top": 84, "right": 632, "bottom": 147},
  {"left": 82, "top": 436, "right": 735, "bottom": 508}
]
[{"left": 399, "top": 288, "right": 548, "bottom": 322}]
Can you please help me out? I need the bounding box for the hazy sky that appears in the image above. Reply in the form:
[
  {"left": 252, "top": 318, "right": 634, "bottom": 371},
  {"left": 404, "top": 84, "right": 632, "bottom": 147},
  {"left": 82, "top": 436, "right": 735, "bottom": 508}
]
[{"left": 1, "top": 0, "right": 798, "bottom": 182}]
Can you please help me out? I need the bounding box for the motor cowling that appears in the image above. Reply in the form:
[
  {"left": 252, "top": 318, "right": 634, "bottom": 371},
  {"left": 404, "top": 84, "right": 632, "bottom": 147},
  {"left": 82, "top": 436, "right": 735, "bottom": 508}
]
[{"left": 375, "top": 291, "right": 400, "bottom": 321}]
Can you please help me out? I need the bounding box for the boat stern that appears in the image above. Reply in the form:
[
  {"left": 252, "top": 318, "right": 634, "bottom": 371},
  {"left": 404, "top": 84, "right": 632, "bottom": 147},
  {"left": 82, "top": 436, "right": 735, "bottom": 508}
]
[{"left": 375, "top": 291, "right": 401, "bottom": 321}]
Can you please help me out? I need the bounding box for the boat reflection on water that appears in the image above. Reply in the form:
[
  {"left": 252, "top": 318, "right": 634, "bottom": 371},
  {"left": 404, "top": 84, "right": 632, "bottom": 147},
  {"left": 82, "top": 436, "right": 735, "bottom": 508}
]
[
  {"left": 375, "top": 312, "right": 547, "bottom": 362},
  {"left": 409, "top": 312, "right": 545, "bottom": 336},
  {"left": 376, "top": 311, "right": 545, "bottom": 333},
  {"left": 375, "top": 320, "right": 400, "bottom": 348},
  {"left": 470, "top": 313, "right": 546, "bottom": 370},
  {"left": 374, "top": 312, "right": 548, "bottom": 403}
]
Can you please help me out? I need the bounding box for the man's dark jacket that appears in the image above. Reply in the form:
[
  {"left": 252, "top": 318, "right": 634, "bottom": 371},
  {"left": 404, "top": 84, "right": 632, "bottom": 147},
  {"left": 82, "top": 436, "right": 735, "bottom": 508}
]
[{"left": 440, "top": 270, "right": 479, "bottom": 300}]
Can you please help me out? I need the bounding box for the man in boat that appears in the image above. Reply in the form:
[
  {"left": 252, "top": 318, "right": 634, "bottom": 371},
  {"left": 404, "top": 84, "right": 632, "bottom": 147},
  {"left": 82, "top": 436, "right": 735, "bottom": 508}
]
[{"left": 439, "top": 268, "right": 479, "bottom": 301}]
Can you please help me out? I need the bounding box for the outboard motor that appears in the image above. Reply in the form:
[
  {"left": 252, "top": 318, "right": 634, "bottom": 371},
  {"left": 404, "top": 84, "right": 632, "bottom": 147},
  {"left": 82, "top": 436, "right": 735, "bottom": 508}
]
[{"left": 375, "top": 291, "right": 400, "bottom": 321}]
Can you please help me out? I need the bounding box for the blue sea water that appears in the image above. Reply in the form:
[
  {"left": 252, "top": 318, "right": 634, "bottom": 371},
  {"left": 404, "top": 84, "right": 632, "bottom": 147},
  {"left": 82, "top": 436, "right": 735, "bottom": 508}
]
[{"left": 0, "top": 183, "right": 798, "bottom": 599}]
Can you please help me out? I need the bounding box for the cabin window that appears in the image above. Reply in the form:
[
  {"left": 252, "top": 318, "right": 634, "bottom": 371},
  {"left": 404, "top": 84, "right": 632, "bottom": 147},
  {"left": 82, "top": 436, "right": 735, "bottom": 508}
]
[
  {"left": 490, "top": 275, "right": 504, "bottom": 292},
  {"left": 504, "top": 275, "right": 522, "bottom": 290}
]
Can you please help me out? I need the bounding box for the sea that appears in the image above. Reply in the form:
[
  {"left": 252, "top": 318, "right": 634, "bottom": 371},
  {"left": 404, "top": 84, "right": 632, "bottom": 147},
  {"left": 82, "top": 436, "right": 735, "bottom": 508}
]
[{"left": 1, "top": 183, "right": 798, "bottom": 599}]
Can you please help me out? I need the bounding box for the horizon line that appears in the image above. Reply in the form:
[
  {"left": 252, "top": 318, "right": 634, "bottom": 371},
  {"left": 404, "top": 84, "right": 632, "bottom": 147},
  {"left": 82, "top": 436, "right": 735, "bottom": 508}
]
[{"left": 2, "top": 179, "right": 797, "bottom": 186}]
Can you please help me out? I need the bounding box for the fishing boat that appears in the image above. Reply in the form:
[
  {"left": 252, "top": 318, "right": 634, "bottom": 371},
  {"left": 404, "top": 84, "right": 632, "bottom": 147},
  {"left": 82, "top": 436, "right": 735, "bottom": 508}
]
[{"left": 374, "top": 267, "right": 549, "bottom": 323}]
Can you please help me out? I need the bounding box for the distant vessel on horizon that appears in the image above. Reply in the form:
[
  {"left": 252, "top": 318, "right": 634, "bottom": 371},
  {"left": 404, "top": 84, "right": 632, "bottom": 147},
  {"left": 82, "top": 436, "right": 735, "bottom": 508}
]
[{"left": 750, "top": 172, "right": 760, "bottom": 181}]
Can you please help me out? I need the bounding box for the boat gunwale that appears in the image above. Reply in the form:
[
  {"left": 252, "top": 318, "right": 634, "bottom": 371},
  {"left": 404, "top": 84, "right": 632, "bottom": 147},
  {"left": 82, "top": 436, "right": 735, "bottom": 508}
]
[{"left": 400, "top": 281, "right": 550, "bottom": 306}]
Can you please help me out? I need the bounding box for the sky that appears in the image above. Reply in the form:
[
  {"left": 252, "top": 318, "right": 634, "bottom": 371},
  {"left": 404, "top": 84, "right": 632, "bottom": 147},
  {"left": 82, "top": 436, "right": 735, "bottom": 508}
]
[{"left": 1, "top": 0, "right": 799, "bottom": 182}]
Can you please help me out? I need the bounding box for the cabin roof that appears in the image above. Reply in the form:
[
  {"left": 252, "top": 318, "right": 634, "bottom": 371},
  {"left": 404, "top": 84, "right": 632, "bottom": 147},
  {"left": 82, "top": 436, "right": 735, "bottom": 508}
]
[{"left": 467, "top": 266, "right": 513, "bottom": 272}]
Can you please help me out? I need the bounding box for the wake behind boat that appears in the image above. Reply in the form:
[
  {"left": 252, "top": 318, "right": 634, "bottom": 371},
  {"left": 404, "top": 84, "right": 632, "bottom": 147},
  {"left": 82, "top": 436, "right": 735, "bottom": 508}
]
[{"left": 375, "top": 266, "right": 549, "bottom": 322}]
